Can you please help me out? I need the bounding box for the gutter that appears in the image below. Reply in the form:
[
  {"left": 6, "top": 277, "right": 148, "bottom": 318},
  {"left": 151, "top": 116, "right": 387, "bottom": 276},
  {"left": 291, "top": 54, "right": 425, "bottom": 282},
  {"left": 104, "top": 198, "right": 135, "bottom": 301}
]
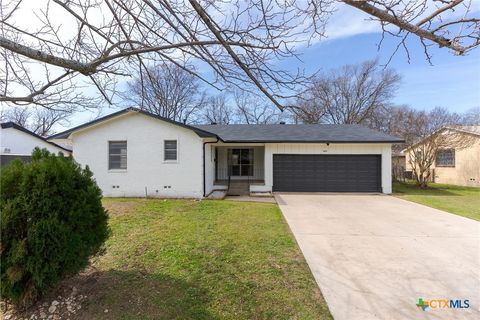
[{"left": 202, "top": 137, "right": 220, "bottom": 197}]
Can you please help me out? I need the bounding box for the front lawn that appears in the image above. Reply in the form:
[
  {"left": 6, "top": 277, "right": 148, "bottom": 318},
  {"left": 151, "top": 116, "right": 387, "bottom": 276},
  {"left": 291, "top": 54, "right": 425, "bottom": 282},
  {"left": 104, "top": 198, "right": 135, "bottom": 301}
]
[
  {"left": 74, "top": 199, "right": 332, "bottom": 319},
  {"left": 393, "top": 182, "right": 480, "bottom": 221}
]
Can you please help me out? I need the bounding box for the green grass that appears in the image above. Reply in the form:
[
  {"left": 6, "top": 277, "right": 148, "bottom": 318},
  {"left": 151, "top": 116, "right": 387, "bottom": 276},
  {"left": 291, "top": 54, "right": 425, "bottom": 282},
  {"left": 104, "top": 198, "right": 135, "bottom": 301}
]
[
  {"left": 75, "top": 199, "right": 332, "bottom": 319},
  {"left": 393, "top": 181, "right": 480, "bottom": 221}
]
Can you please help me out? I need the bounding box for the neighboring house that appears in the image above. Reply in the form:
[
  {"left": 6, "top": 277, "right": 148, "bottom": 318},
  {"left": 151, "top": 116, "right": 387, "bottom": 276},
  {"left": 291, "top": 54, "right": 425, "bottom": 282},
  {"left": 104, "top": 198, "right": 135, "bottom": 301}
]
[
  {"left": 0, "top": 122, "right": 71, "bottom": 166},
  {"left": 49, "top": 107, "right": 403, "bottom": 198},
  {"left": 392, "top": 152, "right": 406, "bottom": 181},
  {"left": 404, "top": 126, "right": 480, "bottom": 187}
]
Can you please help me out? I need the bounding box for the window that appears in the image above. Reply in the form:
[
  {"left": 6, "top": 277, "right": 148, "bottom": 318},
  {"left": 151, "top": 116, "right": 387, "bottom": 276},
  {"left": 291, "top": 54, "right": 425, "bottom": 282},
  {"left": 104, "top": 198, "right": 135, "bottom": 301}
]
[
  {"left": 164, "top": 140, "right": 177, "bottom": 161},
  {"left": 109, "top": 141, "right": 127, "bottom": 170},
  {"left": 229, "top": 148, "right": 253, "bottom": 176},
  {"left": 436, "top": 149, "right": 455, "bottom": 167}
]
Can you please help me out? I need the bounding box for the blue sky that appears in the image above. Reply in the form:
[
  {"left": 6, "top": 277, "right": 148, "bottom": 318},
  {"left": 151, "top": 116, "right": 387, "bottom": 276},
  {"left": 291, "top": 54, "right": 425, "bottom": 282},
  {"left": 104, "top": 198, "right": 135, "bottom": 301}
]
[
  {"left": 282, "top": 32, "right": 480, "bottom": 113},
  {"left": 86, "top": 30, "right": 479, "bottom": 129},
  {"left": 49, "top": 2, "right": 480, "bottom": 129}
]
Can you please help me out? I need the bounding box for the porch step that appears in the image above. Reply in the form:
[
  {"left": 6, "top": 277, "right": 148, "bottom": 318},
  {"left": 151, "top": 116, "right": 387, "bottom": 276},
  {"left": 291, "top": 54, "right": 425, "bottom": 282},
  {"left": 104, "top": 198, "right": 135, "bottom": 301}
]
[{"left": 227, "top": 181, "right": 250, "bottom": 196}]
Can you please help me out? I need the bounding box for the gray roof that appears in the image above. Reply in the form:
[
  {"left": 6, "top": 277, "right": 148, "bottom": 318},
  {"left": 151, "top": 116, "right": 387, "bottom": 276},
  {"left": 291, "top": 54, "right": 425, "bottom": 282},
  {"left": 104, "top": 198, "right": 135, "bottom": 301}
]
[
  {"left": 49, "top": 107, "right": 403, "bottom": 143},
  {"left": 195, "top": 124, "right": 404, "bottom": 143}
]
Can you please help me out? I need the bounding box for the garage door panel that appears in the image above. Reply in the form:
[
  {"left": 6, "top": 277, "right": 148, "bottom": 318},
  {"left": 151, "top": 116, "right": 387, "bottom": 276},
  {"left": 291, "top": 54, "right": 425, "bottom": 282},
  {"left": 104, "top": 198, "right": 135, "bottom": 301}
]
[{"left": 273, "top": 154, "right": 381, "bottom": 192}]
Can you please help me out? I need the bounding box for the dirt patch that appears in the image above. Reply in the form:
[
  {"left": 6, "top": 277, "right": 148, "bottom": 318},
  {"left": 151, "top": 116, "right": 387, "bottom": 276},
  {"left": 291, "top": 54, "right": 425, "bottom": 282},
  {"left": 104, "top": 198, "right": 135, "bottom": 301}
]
[
  {"left": 102, "top": 199, "right": 144, "bottom": 217},
  {"left": 1, "top": 266, "right": 101, "bottom": 320}
]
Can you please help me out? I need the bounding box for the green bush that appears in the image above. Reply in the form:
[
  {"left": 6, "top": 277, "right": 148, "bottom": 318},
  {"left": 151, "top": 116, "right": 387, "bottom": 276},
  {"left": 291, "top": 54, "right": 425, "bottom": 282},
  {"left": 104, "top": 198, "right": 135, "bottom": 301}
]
[{"left": 0, "top": 148, "right": 109, "bottom": 306}]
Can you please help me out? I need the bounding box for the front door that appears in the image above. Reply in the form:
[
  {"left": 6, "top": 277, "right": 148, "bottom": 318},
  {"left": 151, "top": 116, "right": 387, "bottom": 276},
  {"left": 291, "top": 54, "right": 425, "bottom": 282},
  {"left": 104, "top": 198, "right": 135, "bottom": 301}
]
[{"left": 229, "top": 148, "right": 254, "bottom": 177}]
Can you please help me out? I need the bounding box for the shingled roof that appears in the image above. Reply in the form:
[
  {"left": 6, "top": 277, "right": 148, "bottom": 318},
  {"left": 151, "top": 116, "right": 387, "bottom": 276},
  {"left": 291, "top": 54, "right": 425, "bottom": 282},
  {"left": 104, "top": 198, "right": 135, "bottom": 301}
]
[
  {"left": 49, "top": 107, "right": 403, "bottom": 143},
  {"left": 195, "top": 124, "right": 404, "bottom": 143}
]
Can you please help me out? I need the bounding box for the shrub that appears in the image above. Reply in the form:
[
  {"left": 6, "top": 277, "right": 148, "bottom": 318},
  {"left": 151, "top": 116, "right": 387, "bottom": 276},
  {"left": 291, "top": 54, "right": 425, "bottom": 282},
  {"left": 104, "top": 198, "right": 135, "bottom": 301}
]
[{"left": 0, "top": 148, "right": 109, "bottom": 306}]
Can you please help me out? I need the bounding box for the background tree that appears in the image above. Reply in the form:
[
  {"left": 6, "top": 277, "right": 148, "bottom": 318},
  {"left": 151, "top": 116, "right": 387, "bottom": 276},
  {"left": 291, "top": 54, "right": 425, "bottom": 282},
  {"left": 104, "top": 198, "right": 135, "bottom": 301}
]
[
  {"left": 461, "top": 107, "right": 480, "bottom": 125},
  {"left": 201, "top": 94, "right": 233, "bottom": 124},
  {"left": 0, "top": 0, "right": 478, "bottom": 111},
  {"left": 127, "top": 63, "right": 205, "bottom": 123},
  {"left": 293, "top": 60, "right": 401, "bottom": 125},
  {"left": 1, "top": 106, "right": 71, "bottom": 136},
  {"left": 234, "top": 91, "right": 284, "bottom": 124}
]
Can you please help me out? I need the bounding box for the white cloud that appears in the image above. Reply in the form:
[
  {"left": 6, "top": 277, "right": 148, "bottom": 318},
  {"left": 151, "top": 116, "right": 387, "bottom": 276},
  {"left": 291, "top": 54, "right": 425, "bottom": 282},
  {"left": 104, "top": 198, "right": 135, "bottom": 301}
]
[{"left": 323, "top": 4, "right": 379, "bottom": 41}]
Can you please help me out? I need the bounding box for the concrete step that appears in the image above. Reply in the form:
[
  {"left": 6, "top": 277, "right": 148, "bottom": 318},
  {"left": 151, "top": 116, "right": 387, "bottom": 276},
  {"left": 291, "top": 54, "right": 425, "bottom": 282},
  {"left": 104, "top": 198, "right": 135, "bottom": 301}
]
[{"left": 227, "top": 181, "right": 250, "bottom": 196}]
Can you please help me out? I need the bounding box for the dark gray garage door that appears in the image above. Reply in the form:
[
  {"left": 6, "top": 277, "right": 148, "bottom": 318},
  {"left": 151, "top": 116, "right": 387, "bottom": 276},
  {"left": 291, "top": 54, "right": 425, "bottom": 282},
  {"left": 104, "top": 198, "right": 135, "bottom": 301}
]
[{"left": 273, "top": 154, "right": 381, "bottom": 192}]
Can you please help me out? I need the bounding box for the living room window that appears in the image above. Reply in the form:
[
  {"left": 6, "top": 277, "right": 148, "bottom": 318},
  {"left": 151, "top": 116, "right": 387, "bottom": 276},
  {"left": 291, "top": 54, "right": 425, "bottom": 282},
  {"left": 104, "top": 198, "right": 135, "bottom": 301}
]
[
  {"left": 229, "top": 148, "right": 254, "bottom": 176},
  {"left": 436, "top": 149, "right": 455, "bottom": 167}
]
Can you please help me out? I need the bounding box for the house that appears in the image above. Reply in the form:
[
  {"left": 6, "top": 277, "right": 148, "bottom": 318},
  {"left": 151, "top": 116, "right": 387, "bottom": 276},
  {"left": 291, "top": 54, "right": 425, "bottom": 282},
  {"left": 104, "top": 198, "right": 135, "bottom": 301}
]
[
  {"left": 0, "top": 122, "right": 71, "bottom": 166},
  {"left": 49, "top": 107, "right": 404, "bottom": 198},
  {"left": 392, "top": 152, "right": 407, "bottom": 181},
  {"left": 404, "top": 126, "right": 480, "bottom": 187}
]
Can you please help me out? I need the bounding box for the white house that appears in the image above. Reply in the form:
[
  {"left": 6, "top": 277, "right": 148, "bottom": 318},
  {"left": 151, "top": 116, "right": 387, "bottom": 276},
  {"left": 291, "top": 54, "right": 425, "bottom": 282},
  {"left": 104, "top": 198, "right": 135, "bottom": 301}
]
[
  {"left": 0, "top": 122, "right": 71, "bottom": 166},
  {"left": 49, "top": 107, "right": 403, "bottom": 198}
]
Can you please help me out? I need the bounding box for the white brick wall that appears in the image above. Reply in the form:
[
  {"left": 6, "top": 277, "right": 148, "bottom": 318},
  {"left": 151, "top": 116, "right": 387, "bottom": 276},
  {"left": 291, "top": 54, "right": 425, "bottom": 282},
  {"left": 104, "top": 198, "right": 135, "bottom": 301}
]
[{"left": 72, "top": 112, "right": 204, "bottom": 198}]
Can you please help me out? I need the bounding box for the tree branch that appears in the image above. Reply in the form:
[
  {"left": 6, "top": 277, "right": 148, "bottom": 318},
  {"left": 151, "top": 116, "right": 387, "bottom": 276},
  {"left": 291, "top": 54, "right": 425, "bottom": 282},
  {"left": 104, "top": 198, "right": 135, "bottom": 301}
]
[{"left": 343, "top": 0, "right": 469, "bottom": 54}]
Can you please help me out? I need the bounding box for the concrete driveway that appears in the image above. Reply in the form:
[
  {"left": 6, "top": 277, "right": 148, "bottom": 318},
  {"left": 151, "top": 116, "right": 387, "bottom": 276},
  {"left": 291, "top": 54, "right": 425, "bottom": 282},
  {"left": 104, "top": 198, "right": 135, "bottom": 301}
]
[{"left": 275, "top": 194, "right": 480, "bottom": 320}]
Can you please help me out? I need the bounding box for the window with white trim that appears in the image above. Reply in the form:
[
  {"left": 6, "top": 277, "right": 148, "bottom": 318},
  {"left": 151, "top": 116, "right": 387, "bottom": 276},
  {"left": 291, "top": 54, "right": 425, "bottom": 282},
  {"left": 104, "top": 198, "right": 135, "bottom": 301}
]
[
  {"left": 436, "top": 149, "right": 455, "bottom": 167},
  {"left": 164, "top": 140, "right": 177, "bottom": 161},
  {"left": 109, "top": 141, "right": 127, "bottom": 169}
]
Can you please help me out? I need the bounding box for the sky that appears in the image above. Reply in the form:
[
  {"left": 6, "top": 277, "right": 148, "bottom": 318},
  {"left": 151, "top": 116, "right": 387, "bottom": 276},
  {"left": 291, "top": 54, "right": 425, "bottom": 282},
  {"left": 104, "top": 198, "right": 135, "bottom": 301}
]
[
  {"left": 273, "top": 1, "right": 480, "bottom": 114},
  {"left": 2, "top": 0, "right": 480, "bottom": 129},
  {"left": 289, "top": 32, "right": 480, "bottom": 113},
  {"left": 100, "top": 1, "right": 480, "bottom": 124}
]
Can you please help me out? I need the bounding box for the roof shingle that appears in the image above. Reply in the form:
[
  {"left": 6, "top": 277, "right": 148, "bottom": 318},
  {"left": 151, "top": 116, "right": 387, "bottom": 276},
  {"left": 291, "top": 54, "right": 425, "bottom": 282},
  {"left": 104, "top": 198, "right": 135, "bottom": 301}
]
[{"left": 195, "top": 124, "right": 404, "bottom": 143}]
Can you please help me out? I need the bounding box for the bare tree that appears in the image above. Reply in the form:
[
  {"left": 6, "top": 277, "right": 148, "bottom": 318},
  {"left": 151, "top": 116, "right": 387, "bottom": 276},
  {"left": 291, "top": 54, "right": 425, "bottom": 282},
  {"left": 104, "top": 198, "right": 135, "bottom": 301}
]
[
  {"left": 201, "top": 94, "right": 234, "bottom": 124},
  {"left": 293, "top": 60, "right": 401, "bottom": 125},
  {"left": 461, "top": 107, "right": 480, "bottom": 125},
  {"left": 1, "top": 106, "right": 31, "bottom": 127},
  {"left": 127, "top": 63, "right": 204, "bottom": 123},
  {"left": 1, "top": 106, "right": 71, "bottom": 136},
  {"left": 387, "top": 106, "right": 474, "bottom": 188},
  {"left": 0, "top": 0, "right": 478, "bottom": 111},
  {"left": 234, "top": 90, "right": 284, "bottom": 124}
]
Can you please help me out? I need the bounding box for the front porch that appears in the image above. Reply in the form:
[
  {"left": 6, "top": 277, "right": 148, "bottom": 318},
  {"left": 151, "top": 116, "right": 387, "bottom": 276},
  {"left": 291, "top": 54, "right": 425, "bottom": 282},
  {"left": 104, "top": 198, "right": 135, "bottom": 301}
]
[{"left": 212, "top": 146, "right": 266, "bottom": 195}]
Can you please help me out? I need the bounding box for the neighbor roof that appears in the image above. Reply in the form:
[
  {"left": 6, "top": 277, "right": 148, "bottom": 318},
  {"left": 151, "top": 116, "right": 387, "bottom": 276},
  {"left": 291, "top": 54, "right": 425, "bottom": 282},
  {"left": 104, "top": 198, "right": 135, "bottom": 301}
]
[
  {"left": 448, "top": 125, "right": 480, "bottom": 136},
  {"left": 49, "top": 107, "right": 217, "bottom": 139},
  {"left": 195, "top": 124, "right": 404, "bottom": 143},
  {"left": 1, "top": 122, "right": 72, "bottom": 152},
  {"left": 402, "top": 125, "right": 480, "bottom": 152}
]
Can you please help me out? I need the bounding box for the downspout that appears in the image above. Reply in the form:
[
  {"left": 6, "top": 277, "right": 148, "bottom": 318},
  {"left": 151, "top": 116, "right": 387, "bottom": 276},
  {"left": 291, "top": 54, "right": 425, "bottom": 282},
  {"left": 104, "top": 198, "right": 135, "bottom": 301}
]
[{"left": 203, "top": 137, "right": 220, "bottom": 197}]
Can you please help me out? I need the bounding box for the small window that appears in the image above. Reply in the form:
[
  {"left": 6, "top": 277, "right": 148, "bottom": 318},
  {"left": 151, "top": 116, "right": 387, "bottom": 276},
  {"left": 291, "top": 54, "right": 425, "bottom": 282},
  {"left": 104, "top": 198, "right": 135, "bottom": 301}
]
[
  {"left": 436, "top": 149, "right": 455, "bottom": 167},
  {"left": 109, "top": 141, "right": 127, "bottom": 170},
  {"left": 164, "top": 140, "right": 177, "bottom": 161}
]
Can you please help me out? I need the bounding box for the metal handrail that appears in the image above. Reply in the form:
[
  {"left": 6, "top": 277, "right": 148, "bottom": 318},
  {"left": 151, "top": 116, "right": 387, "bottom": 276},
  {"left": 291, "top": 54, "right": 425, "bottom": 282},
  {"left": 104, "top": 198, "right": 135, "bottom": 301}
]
[{"left": 227, "top": 164, "right": 232, "bottom": 191}]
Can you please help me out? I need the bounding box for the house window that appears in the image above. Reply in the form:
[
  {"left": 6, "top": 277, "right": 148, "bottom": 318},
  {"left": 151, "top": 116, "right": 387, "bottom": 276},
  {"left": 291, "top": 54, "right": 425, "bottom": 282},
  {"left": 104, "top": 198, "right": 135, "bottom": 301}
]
[
  {"left": 229, "top": 148, "right": 254, "bottom": 176},
  {"left": 164, "top": 140, "right": 177, "bottom": 161},
  {"left": 109, "top": 141, "right": 127, "bottom": 170},
  {"left": 436, "top": 149, "right": 455, "bottom": 167}
]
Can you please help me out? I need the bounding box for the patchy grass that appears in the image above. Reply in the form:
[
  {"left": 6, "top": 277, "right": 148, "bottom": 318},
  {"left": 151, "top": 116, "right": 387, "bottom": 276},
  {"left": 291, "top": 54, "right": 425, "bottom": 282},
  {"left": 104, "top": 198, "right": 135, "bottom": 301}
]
[
  {"left": 74, "top": 198, "right": 331, "bottom": 319},
  {"left": 393, "top": 182, "right": 480, "bottom": 221}
]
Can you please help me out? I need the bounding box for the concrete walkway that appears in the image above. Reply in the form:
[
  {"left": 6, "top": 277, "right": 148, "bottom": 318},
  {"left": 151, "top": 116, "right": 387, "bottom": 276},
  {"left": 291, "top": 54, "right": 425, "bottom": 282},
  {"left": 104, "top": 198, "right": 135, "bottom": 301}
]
[
  {"left": 275, "top": 194, "right": 480, "bottom": 320},
  {"left": 224, "top": 195, "right": 276, "bottom": 203}
]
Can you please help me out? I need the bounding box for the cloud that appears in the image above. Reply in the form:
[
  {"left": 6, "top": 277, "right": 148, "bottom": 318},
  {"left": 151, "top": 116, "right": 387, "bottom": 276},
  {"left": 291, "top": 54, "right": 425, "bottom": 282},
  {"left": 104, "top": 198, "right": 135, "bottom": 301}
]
[{"left": 323, "top": 4, "right": 379, "bottom": 41}]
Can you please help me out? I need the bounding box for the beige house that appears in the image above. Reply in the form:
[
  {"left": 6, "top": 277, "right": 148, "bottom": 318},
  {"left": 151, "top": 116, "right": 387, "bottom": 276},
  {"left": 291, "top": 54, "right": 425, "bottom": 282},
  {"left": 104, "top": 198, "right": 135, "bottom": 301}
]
[{"left": 405, "top": 126, "right": 480, "bottom": 187}]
